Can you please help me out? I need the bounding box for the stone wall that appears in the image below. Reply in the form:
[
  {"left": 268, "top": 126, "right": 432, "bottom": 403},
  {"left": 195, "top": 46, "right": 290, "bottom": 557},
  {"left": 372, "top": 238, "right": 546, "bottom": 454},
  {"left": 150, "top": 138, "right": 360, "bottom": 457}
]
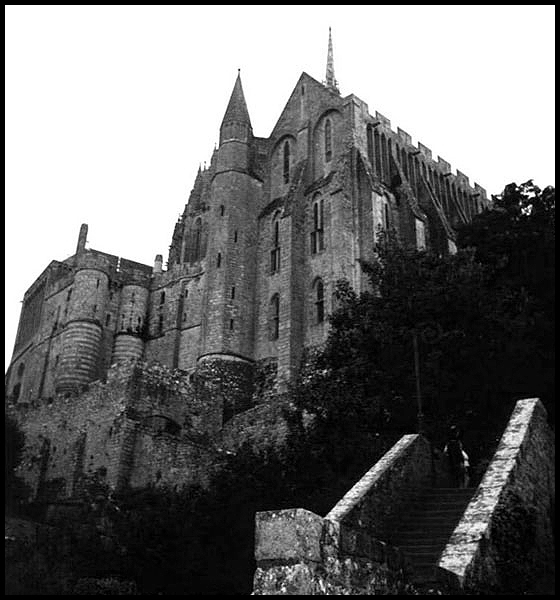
[
  {"left": 219, "top": 396, "right": 289, "bottom": 453},
  {"left": 252, "top": 434, "right": 444, "bottom": 594},
  {"left": 326, "top": 434, "right": 438, "bottom": 543},
  {"left": 10, "top": 362, "right": 217, "bottom": 501},
  {"left": 252, "top": 508, "right": 411, "bottom": 595},
  {"left": 437, "top": 398, "right": 555, "bottom": 592}
]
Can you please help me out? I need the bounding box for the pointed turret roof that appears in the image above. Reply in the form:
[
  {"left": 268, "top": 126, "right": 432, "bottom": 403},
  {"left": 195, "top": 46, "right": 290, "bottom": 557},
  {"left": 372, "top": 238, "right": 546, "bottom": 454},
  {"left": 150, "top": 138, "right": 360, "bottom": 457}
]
[{"left": 221, "top": 70, "right": 252, "bottom": 128}]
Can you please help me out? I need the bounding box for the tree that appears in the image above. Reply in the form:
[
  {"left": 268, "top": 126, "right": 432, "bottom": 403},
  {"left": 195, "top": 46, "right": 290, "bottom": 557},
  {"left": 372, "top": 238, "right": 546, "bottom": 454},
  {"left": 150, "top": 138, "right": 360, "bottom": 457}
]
[
  {"left": 290, "top": 179, "right": 555, "bottom": 479},
  {"left": 458, "top": 180, "right": 555, "bottom": 420},
  {"left": 5, "top": 414, "right": 30, "bottom": 513}
]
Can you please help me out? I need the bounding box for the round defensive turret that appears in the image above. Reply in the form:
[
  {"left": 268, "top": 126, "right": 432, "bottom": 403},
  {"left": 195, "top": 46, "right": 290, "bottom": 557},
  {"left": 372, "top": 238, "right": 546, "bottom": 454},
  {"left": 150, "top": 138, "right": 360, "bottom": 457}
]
[
  {"left": 55, "top": 267, "right": 109, "bottom": 393},
  {"left": 112, "top": 283, "right": 149, "bottom": 364},
  {"left": 216, "top": 71, "right": 252, "bottom": 175}
]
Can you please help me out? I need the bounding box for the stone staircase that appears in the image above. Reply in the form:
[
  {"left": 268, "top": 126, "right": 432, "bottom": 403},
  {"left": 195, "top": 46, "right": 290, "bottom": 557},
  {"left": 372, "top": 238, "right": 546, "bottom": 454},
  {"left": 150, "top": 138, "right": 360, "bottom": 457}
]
[{"left": 391, "top": 487, "right": 476, "bottom": 586}]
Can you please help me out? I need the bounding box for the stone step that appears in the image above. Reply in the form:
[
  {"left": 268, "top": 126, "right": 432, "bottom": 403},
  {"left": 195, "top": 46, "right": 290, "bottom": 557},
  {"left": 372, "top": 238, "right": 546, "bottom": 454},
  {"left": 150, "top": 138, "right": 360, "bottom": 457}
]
[
  {"left": 400, "top": 544, "right": 444, "bottom": 554},
  {"left": 395, "top": 537, "right": 451, "bottom": 548},
  {"left": 405, "top": 509, "right": 467, "bottom": 520},
  {"left": 407, "top": 516, "right": 463, "bottom": 527},
  {"left": 411, "top": 497, "right": 473, "bottom": 506},
  {"left": 390, "top": 486, "right": 476, "bottom": 584},
  {"left": 414, "top": 496, "right": 472, "bottom": 505},
  {"left": 411, "top": 563, "right": 438, "bottom": 583},
  {"left": 424, "top": 487, "right": 476, "bottom": 495},
  {"left": 398, "top": 542, "right": 446, "bottom": 553},
  {"left": 402, "top": 550, "right": 442, "bottom": 564},
  {"left": 394, "top": 523, "right": 460, "bottom": 535}
]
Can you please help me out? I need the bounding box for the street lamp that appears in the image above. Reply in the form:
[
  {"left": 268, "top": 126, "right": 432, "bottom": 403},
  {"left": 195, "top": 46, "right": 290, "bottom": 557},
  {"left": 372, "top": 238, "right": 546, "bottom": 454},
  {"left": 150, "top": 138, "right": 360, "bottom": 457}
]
[{"left": 412, "top": 330, "right": 424, "bottom": 434}]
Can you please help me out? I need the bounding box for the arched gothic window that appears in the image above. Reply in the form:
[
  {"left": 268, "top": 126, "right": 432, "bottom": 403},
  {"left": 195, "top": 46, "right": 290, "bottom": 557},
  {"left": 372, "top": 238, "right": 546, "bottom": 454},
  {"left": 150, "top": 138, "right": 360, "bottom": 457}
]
[
  {"left": 325, "top": 118, "right": 332, "bottom": 162},
  {"left": 193, "top": 218, "right": 202, "bottom": 261},
  {"left": 283, "top": 141, "right": 290, "bottom": 184},
  {"left": 366, "top": 125, "right": 374, "bottom": 168},
  {"left": 311, "top": 195, "right": 325, "bottom": 254},
  {"left": 408, "top": 154, "right": 415, "bottom": 190},
  {"left": 269, "top": 294, "right": 280, "bottom": 340},
  {"left": 382, "top": 198, "right": 391, "bottom": 230},
  {"left": 182, "top": 289, "right": 189, "bottom": 322},
  {"left": 401, "top": 148, "right": 408, "bottom": 178},
  {"left": 270, "top": 213, "right": 281, "bottom": 274},
  {"left": 374, "top": 129, "right": 382, "bottom": 178},
  {"left": 314, "top": 279, "right": 325, "bottom": 324},
  {"left": 380, "top": 133, "right": 388, "bottom": 182}
]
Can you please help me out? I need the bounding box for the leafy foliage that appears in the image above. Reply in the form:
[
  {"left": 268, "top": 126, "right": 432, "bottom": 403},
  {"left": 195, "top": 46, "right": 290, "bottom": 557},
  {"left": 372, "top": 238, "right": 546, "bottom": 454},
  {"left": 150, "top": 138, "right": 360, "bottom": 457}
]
[
  {"left": 5, "top": 414, "right": 30, "bottom": 513},
  {"left": 458, "top": 180, "right": 555, "bottom": 420}
]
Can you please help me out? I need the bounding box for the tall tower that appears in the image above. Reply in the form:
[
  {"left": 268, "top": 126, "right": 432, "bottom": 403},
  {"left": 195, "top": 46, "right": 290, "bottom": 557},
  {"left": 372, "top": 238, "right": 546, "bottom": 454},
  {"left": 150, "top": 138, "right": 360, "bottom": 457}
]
[
  {"left": 55, "top": 226, "right": 110, "bottom": 393},
  {"left": 198, "top": 71, "right": 262, "bottom": 420}
]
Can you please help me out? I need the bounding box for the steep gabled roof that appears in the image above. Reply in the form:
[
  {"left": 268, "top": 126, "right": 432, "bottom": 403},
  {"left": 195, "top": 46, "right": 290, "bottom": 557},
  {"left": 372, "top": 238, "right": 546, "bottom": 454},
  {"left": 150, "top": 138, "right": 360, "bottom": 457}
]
[{"left": 269, "top": 72, "right": 343, "bottom": 141}]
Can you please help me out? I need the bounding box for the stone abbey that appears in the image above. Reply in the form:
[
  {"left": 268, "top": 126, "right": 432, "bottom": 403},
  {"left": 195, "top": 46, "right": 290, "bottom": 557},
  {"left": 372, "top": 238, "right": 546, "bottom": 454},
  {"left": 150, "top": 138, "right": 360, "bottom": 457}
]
[{"left": 6, "top": 32, "right": 489, "bottom": 497}]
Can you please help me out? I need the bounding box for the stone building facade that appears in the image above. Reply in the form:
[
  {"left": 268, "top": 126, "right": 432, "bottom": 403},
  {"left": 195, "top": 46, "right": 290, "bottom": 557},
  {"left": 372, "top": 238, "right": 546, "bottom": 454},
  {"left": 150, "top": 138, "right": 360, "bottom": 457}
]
[{"left": 6, "top": 32, "right": 488, "bottom": 498}]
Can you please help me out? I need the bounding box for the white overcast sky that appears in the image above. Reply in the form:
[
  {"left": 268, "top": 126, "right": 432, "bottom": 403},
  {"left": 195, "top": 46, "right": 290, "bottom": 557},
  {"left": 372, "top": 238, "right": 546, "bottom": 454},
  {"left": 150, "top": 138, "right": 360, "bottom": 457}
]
[{"left": 5, "top": 5, "right": 555, "bottom": 371}]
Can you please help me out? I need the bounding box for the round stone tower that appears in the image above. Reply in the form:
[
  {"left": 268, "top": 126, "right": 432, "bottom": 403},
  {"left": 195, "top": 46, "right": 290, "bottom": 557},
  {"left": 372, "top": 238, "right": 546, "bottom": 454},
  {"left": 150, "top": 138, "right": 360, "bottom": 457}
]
[
  {"left": 55, "top": 258, "right": 110, "bottom": 393},
  {"left": 197, "top": 71, "right": 262, "bottom": 419},
  {"left": 112, "top": 282, "right": 149, "bottom": 364}
]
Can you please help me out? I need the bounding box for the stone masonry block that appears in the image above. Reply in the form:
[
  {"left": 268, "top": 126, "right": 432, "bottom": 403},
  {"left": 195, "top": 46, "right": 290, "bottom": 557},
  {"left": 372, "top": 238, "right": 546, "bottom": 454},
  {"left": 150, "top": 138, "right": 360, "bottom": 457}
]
[{"left": 255, "top": 508, "right": 324, "bottom": 563}]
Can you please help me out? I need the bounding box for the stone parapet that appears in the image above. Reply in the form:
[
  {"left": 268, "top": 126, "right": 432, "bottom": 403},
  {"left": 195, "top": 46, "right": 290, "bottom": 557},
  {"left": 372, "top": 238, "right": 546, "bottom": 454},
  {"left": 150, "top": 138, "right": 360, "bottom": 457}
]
[
  {"left": 326, "top": 433, "right": 436, "bottom": 542},
  {"left": 252, "top": 507, "right": 410, "bottom": 595},
  {"left": 437, "top": 398, "right": 555, "bottom": 592}
]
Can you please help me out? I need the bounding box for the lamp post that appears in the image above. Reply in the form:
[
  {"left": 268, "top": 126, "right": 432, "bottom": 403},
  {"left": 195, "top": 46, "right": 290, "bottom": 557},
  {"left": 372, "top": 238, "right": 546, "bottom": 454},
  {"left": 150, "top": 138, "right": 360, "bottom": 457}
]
[{"left": 412, "top": 329, "right": 425, "bottom": 434}]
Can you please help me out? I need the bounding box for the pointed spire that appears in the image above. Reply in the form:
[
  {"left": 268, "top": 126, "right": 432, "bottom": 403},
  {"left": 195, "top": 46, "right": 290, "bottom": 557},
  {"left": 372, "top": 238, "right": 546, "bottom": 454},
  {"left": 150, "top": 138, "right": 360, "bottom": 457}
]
[
  {"left": 324, "top": 27, "right": 339, "bottom": 93},
  {"left": 221, "top": 70, "right": 252, "bottom": 128}
]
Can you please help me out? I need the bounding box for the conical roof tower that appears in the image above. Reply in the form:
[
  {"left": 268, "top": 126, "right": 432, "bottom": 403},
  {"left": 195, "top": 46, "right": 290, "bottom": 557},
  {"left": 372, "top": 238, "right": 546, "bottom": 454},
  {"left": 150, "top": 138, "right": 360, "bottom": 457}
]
[{"left": 220, "top": 70, "right": 252, "bottom": 144}]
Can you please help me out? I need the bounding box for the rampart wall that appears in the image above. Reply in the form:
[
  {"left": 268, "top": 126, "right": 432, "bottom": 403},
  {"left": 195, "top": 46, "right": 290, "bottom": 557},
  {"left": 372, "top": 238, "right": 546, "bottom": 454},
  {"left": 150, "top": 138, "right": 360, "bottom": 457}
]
[{"left": 9, "top": 362, "right": 218, "bottom": 502}]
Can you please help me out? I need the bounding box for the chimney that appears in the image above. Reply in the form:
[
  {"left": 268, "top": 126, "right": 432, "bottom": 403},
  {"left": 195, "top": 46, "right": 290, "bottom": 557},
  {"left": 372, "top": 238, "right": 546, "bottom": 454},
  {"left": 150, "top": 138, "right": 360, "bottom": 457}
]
[
  {"left": 76, "top": 223, "right": 88, "bottom": 254},
  {"left": 153, "top": 254, "right": 163, "bottom": 274}
]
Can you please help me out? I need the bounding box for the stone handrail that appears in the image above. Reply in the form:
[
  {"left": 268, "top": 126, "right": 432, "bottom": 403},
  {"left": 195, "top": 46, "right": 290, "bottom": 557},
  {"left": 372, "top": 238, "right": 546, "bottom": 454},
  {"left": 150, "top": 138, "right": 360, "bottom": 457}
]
[
  {"left": 437, "top": 398, "right": 555, "bottom": 592},
  {"left": 326, "top": 433, "right": 439, "bottom": 542}
]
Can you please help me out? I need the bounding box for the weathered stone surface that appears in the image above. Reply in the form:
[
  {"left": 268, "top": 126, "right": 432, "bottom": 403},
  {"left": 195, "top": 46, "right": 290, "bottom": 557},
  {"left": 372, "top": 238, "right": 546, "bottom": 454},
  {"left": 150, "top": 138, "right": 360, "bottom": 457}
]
[
  {"left": 252, "top": 434, "right": 422, "bottom": 595},
  {"left": 326, "top": 434, "right": 434, "bottom": 541},
  {"left": 437, "top": 399, "right": 555, "bottom": 592},
  {"left": 255, "top": 509, "right": 323, "bottom": 563}
]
